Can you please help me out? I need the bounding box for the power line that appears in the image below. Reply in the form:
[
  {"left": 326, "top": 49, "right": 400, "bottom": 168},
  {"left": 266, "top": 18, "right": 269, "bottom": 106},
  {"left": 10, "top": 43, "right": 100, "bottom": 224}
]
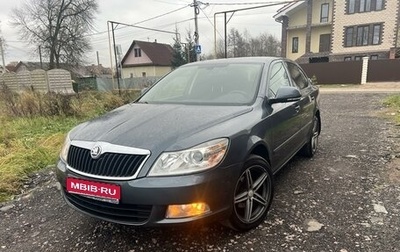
[
  {"left": 85, "top": 5, "right": 190, "bottom": 37},
  {"left": 208, "top": 1, "right": 292, "bottom": 5},
  {"left": 199, "top": 7, "right": 224, "bottom": 40}
]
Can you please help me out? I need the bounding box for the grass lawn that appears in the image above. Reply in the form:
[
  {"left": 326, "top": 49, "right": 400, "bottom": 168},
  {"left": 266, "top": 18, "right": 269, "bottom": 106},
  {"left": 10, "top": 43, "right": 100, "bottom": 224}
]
[
  {"left": 383, "top": 95, "right": 400, "bottom": 124},
  {"left": 0, "top": 116, "right": 80, "bottom": 201},
  {"left": 0, "top": 89, "right": 139, "bottom": 202}
]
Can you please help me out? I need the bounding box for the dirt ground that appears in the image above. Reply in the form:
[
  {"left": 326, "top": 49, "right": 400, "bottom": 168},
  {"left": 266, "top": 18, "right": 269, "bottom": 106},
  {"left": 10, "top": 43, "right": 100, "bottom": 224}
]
[
  {"left": 319, "top": 82, "right": 400, "bottom": 93},
  {"left": 1, "top": 87, "right": 399, "bottom": 252}
]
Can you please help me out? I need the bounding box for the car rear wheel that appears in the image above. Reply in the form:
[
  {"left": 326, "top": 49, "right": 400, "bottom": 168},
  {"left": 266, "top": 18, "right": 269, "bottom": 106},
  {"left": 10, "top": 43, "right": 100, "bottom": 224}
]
[
  {"left": 225, "top": 155, "right": 274, "bottom": 231},
  {"left": 301, "top": 115, "right": 320, "bottom": 157}
]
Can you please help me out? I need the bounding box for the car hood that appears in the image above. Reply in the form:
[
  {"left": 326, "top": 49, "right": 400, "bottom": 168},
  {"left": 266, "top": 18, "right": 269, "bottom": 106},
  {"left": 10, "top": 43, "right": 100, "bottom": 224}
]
[{"left": 70, "top": 103, "right": 252, "bottom": 151}]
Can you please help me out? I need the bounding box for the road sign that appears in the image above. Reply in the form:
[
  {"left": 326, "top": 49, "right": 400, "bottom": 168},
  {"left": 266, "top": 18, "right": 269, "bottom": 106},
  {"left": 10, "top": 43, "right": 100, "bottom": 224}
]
[{"left": 195, "top": 45, "right": 201, "bottom": 54}]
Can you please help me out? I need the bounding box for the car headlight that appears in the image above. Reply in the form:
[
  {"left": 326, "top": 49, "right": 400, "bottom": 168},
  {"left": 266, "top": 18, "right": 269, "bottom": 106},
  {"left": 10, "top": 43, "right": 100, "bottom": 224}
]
[
  {"left": 148, "top": 138, "right": 229, "bottom": 176},
  {"left": 60, "top": 133, "right": 71, "bottom": 162}
]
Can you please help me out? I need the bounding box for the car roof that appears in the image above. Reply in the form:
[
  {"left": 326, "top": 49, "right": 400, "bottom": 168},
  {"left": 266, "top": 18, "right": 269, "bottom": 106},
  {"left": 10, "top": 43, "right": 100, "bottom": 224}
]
[{"left": 183, "top": 57, "right": 284, "bottom": 67}]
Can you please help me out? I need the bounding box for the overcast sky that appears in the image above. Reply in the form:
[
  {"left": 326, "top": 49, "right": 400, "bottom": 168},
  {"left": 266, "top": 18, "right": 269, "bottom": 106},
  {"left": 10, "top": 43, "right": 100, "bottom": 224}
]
[{"left": 0, "top": 0, "right": 287, "bottom": 67}]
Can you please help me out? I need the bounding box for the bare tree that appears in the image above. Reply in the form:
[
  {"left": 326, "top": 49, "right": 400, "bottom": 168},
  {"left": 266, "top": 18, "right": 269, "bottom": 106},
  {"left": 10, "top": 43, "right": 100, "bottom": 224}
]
[
  {"left": 11, "top": 0, "right": 98, "bottom": 69},
  {"left": 228, "top": 28, "right": 247, "bottom": 57},
  {"left": 225, "top": 28, "right": 280, "bottom": 58}
]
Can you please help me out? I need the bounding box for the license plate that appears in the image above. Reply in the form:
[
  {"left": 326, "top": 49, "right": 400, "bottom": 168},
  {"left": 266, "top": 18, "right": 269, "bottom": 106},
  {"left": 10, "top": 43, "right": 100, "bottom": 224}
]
[{"left": 66, "top": 177, "right": 121, "bottom": 203}]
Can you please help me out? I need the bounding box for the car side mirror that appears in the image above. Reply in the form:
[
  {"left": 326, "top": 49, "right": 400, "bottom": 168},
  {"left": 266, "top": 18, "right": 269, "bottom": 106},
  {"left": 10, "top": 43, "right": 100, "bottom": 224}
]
[{"left": 269, "top": 86, "right": 301, "bottom": 104}]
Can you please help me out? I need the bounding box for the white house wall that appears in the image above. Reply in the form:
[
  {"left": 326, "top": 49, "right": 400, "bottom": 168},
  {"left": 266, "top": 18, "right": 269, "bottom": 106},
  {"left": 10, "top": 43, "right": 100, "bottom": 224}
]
[
  {"left": 310, "top": 26, "right": 332, "bottom": 53},
  {"left": 311, "top": 0, "right": 334, "bottom": 24},
  {"left": 123, "top": 45, "right": 152, "bottom": 65},
  {"left": 287, "top": 29, "right": 307, "bottom": 60},
  {"left": 122, "top": 66, "right": 171, "bottom": 78}
]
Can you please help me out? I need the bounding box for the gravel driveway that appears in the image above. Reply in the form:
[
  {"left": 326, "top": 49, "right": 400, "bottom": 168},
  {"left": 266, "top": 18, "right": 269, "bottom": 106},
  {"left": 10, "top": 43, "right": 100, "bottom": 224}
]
[{"left": 1, "top": 91, "right": 399, "bottom": 252}]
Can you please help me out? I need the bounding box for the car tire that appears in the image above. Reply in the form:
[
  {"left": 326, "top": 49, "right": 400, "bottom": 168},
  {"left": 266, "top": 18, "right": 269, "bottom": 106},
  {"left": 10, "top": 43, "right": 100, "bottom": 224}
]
[
  {"left": 301, "top": 115, "right": 320, "bottom": 158},
  {"left": 225, "top": 155, "right": 274, "bottom": 231}
]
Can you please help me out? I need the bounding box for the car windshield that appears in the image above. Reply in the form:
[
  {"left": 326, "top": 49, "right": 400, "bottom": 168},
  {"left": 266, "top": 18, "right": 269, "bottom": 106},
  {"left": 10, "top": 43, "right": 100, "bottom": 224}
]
[{"left": 138, "top": 63, "right": 263, "bottom": 105}]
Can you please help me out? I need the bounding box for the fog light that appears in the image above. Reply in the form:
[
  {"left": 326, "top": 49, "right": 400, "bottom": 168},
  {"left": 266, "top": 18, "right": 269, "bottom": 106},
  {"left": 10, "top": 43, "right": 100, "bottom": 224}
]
[{"left": 166, "top": 202, "right": 210, "bottom": 219}]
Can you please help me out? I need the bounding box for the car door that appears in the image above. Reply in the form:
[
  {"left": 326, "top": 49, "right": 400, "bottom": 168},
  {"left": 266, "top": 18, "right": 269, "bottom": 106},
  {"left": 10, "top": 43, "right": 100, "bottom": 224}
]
[
  {"left": 284, "top": 61, "right": 315, "bottom": 142},
  {"left": 265, "top": 60, "right": 302, "bottom": 171}
]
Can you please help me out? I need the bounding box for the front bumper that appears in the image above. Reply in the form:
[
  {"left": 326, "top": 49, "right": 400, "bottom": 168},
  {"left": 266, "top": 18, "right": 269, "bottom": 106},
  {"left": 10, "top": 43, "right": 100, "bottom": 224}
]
[{"left": 55, "top": 159, "right": 240, "bottom": 226}]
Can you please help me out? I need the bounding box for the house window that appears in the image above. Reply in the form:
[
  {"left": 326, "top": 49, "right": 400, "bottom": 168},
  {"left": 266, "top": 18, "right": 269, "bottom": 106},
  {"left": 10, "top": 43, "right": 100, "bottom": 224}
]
[
  {"left": 359, "top": 0, "right": 366, "bottom": 12},
  {"left": 348, "top": 0, "right": 356, "bottom": 13},
  {"left": 345, "top": 27, "right": 354, "bottom": 47},
  {"left": 356, "top": 26, "right": 369, "bottom": 46},
  {"left": 319, "top": 34, "right": 331, "bottom": 52},
  {"left": 370, "top": 55, "right": 378, "bottom": 60},
  {"left": 134, "top": 48, "right": 141, "bottom": 57},
  {"left": 372, "top": 24, "right": 382, "bottom": 44},
  {"left": 355, "top": 56, "right": 363, "bottom": 61},
  {"left": 130, "top": 73, "right": 134, "bottom": 78},
  {"left": 142, "top": 72, "right": 146, "bottom": 77},
  {"left": 346, "top": 23, "right": 382, "bottom": 47},
  {"left": 376, "top": 0, "right": 383, "bottom": 10},
  {"left": 292, "top": 37, "right": 299, "bottom": 53},
  {"left": 365, "top": 0, "right": 372, "bottom": 11},
  {"left": 344, "top": 57, "right": 352, "bottom": 61},
  {"left": 320, "top": 3, "right": 329, "bottom": 23},
  {"left": 347, "top": 0, "right": 384, "bottom": 14}
]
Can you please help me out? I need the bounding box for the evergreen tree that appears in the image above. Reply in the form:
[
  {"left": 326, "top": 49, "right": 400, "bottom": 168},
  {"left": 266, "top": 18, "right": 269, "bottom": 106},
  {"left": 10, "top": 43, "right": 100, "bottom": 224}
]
[{"left": 171, "top": 38, "right": 186, "bottom": 69}]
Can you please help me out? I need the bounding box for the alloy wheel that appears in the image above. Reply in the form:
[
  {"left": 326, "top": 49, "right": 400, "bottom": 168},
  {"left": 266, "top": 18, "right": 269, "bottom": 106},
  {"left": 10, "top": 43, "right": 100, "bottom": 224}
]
[{"left": 233, "top": 165, "right": 272, "bottom": 224}]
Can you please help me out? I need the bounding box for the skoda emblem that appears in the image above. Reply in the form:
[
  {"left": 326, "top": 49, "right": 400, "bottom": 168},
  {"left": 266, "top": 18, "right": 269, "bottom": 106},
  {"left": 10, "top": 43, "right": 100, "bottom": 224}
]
[{"left": 90, "top": 145, "right": 102, "bottom": 159}]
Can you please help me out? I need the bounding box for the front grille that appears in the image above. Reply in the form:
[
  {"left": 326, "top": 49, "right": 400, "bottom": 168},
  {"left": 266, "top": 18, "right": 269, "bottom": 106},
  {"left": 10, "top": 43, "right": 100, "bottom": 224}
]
[
  {"left": 67, "top": 145, "right": 147, "bottom": 178},
  {"left": 65, "top": 190, "right": 152, "bottom": 224}
]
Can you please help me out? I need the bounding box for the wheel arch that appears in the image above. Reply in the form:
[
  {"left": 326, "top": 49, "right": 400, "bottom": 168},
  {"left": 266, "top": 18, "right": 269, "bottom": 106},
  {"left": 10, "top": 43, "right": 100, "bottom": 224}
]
[
  {"left": 247, "top": 136, "right": 271, "bottom": 166},
  {"left": 315, "top": 109, "right": 321, "bottom": 135}
]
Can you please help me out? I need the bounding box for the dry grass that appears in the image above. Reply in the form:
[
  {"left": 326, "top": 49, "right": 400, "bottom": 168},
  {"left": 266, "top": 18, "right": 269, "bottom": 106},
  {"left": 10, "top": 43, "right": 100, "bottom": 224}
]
[
  {"left": 383, "top": 95, "right": 400, "bottom": 124},
  {"left": 0, "top": 87, "right": 140, "bottom": 202}
]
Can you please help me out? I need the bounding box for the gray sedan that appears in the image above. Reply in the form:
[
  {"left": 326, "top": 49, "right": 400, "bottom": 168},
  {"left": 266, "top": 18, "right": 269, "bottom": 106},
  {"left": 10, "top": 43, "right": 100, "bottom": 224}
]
[{"left": 56, "top": 57, "right": 321, "bottom": 231}]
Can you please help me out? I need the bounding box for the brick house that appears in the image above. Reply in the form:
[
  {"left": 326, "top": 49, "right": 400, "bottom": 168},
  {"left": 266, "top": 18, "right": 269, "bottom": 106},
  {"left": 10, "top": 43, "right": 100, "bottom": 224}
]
[
  {"left": 274, "top": 0, "right": 400, "bottom": 63},
  {"left": 121, "top": 40, "right": 173, "bottom": 78}
]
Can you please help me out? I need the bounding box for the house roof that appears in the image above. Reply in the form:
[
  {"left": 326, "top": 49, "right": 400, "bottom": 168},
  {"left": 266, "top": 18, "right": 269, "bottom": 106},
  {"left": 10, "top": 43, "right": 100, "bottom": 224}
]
[
  {"left": 5, "top": 65, "right": 16, "bottom": 72},
  {"left": 13, "top": 61, "right": 111, "bottom": 77},
  {"left": 121, "top": 40, "right": 173, "bottom": 66},
  {"left": 15, "top": 61, "right": 50, "bottom": 71},
  {"left": 273, "top": 1, "right": 306, "bottom": 21}
]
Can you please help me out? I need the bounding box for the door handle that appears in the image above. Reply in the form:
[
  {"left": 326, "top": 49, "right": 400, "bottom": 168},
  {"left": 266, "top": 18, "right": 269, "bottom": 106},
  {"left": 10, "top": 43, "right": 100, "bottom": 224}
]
[{"left": 294, "top": 105, "right": 300, "bottom": 113}]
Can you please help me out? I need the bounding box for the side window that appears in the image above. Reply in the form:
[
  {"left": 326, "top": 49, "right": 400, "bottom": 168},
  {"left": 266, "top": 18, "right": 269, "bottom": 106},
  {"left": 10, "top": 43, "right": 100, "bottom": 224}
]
[
  {"left": 268, "top": 62, "right": 291, "bottom": 98},
  {"left": 285, "top": 62, "right": 309, "bottom": 90}
]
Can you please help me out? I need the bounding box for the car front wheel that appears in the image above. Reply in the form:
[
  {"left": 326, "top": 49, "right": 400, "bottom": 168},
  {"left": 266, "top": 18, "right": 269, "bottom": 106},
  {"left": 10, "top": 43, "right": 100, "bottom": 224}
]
[{"left": 226, "top": 155, "right": 274, "bottom": 231}]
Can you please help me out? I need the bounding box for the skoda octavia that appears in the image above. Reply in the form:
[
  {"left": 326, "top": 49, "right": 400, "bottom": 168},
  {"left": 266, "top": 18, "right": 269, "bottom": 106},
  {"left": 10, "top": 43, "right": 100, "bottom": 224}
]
[{"left": 56, "top": 57, "right": 321, "bottom": 231}]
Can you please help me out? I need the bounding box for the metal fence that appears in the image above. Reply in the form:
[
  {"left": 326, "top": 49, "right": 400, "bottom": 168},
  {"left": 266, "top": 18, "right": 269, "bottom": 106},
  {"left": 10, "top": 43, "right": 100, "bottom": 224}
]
[
  {"left": 300, "top": 61, "right": 362, "bottom": 84},
  {"left": 300, "top": 58, "right": 400, "bottom": 84},
  {"left": 367, "top": 59, "right": 400, "bottom": 82}
]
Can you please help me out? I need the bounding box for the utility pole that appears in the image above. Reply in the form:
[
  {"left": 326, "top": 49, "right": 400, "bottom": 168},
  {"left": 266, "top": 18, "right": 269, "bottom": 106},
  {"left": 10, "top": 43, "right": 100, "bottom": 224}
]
[
  {"left": 0, "top": 38, "right": 6, "bottom": 73},
  {"left": 39, "top": 46, "right": 43, "bottom": 69},
  {"left": 96, "top": 51, "right": 100, "bottom": 66},
  {"left": 193, "top": 0, "right": 200, "bottom": 62},
  {"left": 111, "top": 22, "right": 121, "bottom": 96}
]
